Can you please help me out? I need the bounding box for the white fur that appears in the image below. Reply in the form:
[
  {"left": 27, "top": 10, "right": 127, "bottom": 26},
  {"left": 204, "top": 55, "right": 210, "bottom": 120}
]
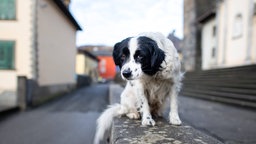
[
  {"left": 94, "top": 32, "right": 183, "bottom": 144},
  {"left": 94, "top": 104, "right": 125, "bottom": 144},
  {"left": 120, "top": 37, "right": 142, "bottom": 80}
]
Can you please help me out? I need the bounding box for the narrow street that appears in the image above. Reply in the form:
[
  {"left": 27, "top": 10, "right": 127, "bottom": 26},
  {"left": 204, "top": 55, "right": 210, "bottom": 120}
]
[
  {"left": 179, "top": 96, "right": 256, "bottom": 144},
  {"left": 0, "top": 84, "right": 109, "bottom": 144}
]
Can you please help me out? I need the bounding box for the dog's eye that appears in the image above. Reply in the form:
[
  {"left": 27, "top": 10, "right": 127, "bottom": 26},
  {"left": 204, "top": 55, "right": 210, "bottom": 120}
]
[
  {"left": 137, "top": 55, "right": 142, "bottom": 59},
  {"left": 121, "top": 54, "right": 126, "bottom": 60},
  {"left": 136, "top": 55, "right": 143, "bottom": 61}
]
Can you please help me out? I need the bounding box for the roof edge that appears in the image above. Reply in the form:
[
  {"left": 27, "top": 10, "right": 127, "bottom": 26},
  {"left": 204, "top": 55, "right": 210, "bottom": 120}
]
[
  {"left": 197, "top": 9, "right": 216, "bottom": 24},
  {"left": 53, "top": 0, "right": 82, "bottom": 31},
  {"left": 78, "top": 49, "right": 99, "bottom": 62}
]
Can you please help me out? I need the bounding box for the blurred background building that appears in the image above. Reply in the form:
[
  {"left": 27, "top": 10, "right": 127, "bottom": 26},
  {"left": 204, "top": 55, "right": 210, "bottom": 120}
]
[
  {"left": 181, "top": 0, "right": 256, "bottom": 108},
  {"left": 76, "top": 49, "right": 99, "bottom": 82},
  {"left": 199, "top": 0, "right": 256, "bottom": 70},
  {"left": 167, "top": 30, "right": 183, "bottom": 63},
  {"left": 78, "top": 45, "right": 116, "bottom": 82},
  {"left": 0, "top": 0, "right": 81, "bottom": 110}
]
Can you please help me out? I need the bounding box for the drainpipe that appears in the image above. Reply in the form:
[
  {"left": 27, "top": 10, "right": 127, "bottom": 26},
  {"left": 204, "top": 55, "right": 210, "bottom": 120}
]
[
  {"left": 245, "top": 0, "right": 254, "bottom": 63},
  {"left": 31, "top": 0, "right": 39, "bottom": 80}
]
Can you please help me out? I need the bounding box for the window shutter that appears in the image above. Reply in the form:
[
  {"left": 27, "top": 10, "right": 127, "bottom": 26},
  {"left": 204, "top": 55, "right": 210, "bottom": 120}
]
[
  {"left": 7, "top": 41, "right": 14, "bottom": 69},
  {"left": 8, "top": 0, "right": 15, "bottom": 19},
  {"left": 0, "top": 0, "right": 15, "bottom": 20},
  {"left": 0, "top": 41, "right": 14, "bottom": 69},
  {"left": 0, "top": 42, "right": 8, "bottom": 69}
]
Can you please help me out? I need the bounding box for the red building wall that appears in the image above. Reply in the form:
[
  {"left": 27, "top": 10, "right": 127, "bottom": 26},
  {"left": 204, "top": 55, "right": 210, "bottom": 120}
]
[{"left": 98, "top": 56, "right": 116, "bottom": 79}]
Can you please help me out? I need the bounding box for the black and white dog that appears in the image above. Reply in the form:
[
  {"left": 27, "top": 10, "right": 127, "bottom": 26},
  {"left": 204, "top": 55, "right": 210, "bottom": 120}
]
[{"left": 94, "top": 32, "right": 183, "bottom": 144}]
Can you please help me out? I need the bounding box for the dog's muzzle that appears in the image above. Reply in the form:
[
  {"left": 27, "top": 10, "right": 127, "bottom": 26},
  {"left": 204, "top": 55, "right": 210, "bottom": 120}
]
[{"left": 122, "top": 69, "right": 132, "bottom": 79}]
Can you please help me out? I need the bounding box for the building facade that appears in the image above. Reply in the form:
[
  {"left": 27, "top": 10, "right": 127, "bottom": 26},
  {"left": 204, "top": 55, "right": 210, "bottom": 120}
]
[
  {"left": 0, "top": 0, "right": 81, "bottom": 110},
  {"left": 183, "top": 0, "right": 217, "bottom": 71},
  {"left": 181, "top": 0, "right": 256, "bottom": 108},
  {"left": 76, "top": 50, "right": 99, "bottom": 83},
  {"left": 78, "top": 45, "right": 116, "bottom": 81},
  {"left": 200, "top": 0, "right": 256, "bottom": 70}
]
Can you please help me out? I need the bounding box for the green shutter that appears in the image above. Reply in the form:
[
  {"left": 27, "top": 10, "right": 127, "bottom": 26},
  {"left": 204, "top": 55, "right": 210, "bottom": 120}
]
[
  {"left": 0, "top": 41, "right": 15, "bottom": 69},
  {"left": 0, "top": 0, "right": 16, "bottom": 20}
]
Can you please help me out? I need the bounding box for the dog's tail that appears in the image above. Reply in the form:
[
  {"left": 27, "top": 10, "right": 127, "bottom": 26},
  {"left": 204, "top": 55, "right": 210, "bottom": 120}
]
[{"left": 94, "top": 103, "right": 127, "bottom": 144}]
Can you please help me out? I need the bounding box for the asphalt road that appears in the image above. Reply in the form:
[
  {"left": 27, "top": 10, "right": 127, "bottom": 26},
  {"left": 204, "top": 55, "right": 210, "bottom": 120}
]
[
  {"left": 1, "top": 83, "right": 256, "bottom": 144},
  {"left": 0, "top": 84, "right": 109, "bottom": 144},
  {"left": 179, "top": 96, "right": 256, "bottom": 144}
]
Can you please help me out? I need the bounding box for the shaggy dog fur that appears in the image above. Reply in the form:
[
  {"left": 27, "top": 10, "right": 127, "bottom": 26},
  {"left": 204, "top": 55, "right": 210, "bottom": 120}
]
[{"left": 94, "top": 32, "right": 183, "bottom": 144}]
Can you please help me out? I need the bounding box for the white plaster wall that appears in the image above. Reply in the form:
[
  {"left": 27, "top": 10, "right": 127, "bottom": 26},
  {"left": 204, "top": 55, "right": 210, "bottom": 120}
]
[
  {"left": 202, "top": 19, "right": 217, "bottom": 70},
  {"left": 0, "top": 0, "right": 34, "bottom": 105},
  {"left": 217, "top": 0, "right": 252, "bottom": 68},
  {"left": 217, "top": 1, "right": 227, "bottom": 66},
  {"left": 0, "top": 71, "right": 17, "bottom": 90},
  {"left": 37, "top": 0, "right": 77, "bottom": 86},
  {"left": 0, "top": 71, "right": 17, "bottom": 106},
  {"left": 0, "top": 0, "right": 34, "bottom": 89},
  {"left": 225, "top": 0, "right": 249, "bottom": 67},
  {"left": 252, "top": 15, "right": 256, "bottom": 62},
  {"left": 253, "top": 0, "right": 256, "bottom": 62}
]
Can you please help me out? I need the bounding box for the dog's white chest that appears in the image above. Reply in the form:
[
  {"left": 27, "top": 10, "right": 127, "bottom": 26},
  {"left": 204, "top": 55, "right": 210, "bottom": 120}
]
[{"left": 143, "top": 79, "right": 172, "bottom": 109}]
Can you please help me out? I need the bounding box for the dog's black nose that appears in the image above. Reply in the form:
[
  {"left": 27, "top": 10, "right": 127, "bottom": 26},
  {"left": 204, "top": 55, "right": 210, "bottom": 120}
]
[{"left": 122, "top": 69, "right": 132, "bottom": 78}]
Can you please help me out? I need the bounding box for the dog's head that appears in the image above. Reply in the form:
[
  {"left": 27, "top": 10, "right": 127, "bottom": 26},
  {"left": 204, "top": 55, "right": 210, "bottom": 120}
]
[{"left": 113, "top": 36, "right": 165, "bottom": 80}]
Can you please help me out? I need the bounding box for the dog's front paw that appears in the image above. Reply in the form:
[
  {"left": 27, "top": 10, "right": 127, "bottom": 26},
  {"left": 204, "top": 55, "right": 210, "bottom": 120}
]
[
  {"left": 169, "top": 115, "right": 182, "bottom": 126},
  {"left": 126, "top": 112, "right": 140, "bottom": 119},
  {"left": 142, "top": 116, "right": 155, "bottom": 126}
]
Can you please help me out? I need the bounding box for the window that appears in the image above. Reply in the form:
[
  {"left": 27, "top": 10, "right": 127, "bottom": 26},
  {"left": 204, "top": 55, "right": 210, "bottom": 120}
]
[
  {"left": 254, "top": 3, "right": 256, "bottom": 15},
  {"left": 211, "top": 47, "right": 216, "bottom": 58},
  {"left": 212, "top": 26, "right": 216, "bottom": 37},
  {"left": 233, "top": 14, "right": 243, "bottom": 38},
  {"left": 0, "top": 0, "right": 16, "bottom": 20},
  {"left": 0, "top": 41, "right": 15, "bottom": 69}
]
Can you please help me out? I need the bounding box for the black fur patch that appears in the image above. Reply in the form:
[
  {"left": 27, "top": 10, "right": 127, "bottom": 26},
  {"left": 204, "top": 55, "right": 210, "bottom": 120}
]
[
  {"left": 137, "top": 36, "right": 165, "bottom": 75},
  {"left": 112, "top": 37, "right": 132, "bottom": 68},
  {"left": 113, "top": 36, "right": 165, "bottom": 76}
]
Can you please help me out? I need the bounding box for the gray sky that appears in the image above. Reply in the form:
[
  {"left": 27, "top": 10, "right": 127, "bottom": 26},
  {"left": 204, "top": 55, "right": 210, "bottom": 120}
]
[{"left": 70, "top": 0, "right": 183, "bottom": 46}]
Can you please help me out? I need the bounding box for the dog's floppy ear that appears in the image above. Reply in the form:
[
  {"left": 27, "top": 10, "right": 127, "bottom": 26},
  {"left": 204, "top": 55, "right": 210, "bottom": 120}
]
[
  {"left": 137, "top": 36, "right": 165, "bottom": 75},
  {"left": 112, "top": 37, "right": 132, "bottom": 67},
  {"left": 150, "top": 43, "right": 165, "bottom": 69},
  {"left": 112, "top": 42, "right": 121, "bottom": 66}
]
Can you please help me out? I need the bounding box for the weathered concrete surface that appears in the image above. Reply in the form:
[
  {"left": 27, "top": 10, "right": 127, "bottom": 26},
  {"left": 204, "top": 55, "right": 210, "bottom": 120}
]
[
  {"left": 112, "top": 117, "right": 222, "bottom": 144},
  {"left": 109, "top": 84, "right": 223, "bottom": 144}
]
